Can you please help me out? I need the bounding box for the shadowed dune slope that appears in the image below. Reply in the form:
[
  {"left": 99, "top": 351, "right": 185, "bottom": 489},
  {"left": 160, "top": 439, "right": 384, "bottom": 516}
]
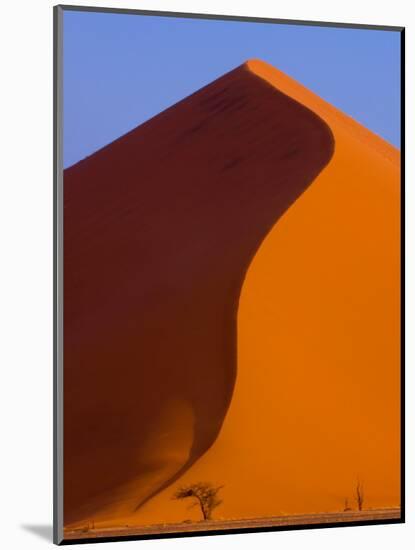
[
  {"left": 63, "top": 62, "right": 334, "bottom": 525},
  {"left": 130, "top": 60, "right": 400, "bottom": 526}
]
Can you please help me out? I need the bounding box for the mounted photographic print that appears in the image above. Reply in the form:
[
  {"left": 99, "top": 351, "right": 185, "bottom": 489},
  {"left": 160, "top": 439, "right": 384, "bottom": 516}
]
[{"left": 53, "top": 4, "right": 404, "bottom": 544}]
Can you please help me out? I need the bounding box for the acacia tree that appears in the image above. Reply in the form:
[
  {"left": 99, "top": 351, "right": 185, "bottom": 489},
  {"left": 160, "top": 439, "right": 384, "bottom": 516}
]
[
  {"left": 355, "top": 480, "right": 364, "bottom": 511},
  {"left": 172, "top": 482, "right": 223, "bottom": 520}
]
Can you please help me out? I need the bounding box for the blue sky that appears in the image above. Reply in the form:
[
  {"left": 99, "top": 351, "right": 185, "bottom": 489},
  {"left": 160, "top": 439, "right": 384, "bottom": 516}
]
[{"left": 63, "top": 10, "right": 401, "bottom": 168}]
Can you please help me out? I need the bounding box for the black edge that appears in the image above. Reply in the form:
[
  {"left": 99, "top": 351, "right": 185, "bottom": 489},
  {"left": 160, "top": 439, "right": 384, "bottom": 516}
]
[{"left": 59, "top": 517, "right": 403, "bottom": 545}]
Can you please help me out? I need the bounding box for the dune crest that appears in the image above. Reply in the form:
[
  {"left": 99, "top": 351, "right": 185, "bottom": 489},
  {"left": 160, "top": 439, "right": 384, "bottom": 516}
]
[{"left": 246, "top": 58, "right": 399, "bottom": 164}]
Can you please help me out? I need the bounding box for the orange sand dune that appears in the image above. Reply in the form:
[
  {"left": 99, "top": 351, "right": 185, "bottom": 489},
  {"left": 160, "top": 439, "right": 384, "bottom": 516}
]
[
  {"left": 63, "top": 62, "right": 333, "bottom": 527},
  {"left": 121, "top": 60, "right": 400, "bottom": 527}
]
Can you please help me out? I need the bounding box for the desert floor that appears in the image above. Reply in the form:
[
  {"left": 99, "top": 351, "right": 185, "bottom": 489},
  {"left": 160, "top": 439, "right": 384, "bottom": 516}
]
[{"left": 63, "top": 508, "right": 401, "bottom": 541}]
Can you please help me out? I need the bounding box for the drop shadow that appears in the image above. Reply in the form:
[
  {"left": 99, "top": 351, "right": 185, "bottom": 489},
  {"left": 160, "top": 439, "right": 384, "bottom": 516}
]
[{"left": 21, "top": 524, "right": 53, "bottom": 542}]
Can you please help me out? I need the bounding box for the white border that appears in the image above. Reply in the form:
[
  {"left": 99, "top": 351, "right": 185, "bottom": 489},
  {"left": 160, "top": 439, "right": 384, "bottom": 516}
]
[{"left": 0, "top": 2, "right": 412, "bottom": 549}]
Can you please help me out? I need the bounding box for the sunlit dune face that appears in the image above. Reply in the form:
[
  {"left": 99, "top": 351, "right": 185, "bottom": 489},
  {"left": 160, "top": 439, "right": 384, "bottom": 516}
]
[{"left": 129, "top": 61, "right": 400, "bottom": 526}]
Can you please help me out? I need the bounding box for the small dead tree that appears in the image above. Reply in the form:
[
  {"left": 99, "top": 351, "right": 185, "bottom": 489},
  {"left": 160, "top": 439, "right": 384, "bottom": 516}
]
[
  {"left": 172, "top": 482, "right": 223, "bottom": 520},
  {"left": 355, "top": 480, "right": 364, "bottom": 511}
]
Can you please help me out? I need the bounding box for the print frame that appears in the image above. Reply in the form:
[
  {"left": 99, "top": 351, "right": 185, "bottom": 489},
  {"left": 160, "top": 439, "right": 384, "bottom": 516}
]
[{"left": 54, "top": 4, "right": 405, "bottom": 545}]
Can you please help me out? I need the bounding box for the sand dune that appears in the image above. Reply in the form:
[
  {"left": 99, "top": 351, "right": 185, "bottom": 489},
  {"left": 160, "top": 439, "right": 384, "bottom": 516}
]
[
  {"left": 63, "top": 61, "right": 334, "bottom": 526},
  {"left": 127, "top": 60, "right": 400, "bottom": 527}
]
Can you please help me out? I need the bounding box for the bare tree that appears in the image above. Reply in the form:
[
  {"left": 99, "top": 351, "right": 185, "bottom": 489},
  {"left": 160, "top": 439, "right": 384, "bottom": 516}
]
[
  {"left": 355, "top": 480, "right": 364, "bottom": 511},
  {"left": 344, "top": 498, "right": 352, "bottom": 512},
  {"left": 172, "top": 482, "right": 223, "bottom": 520},
  {"left": 79, "top": 519, "right": 95, "bottom": 533}
]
